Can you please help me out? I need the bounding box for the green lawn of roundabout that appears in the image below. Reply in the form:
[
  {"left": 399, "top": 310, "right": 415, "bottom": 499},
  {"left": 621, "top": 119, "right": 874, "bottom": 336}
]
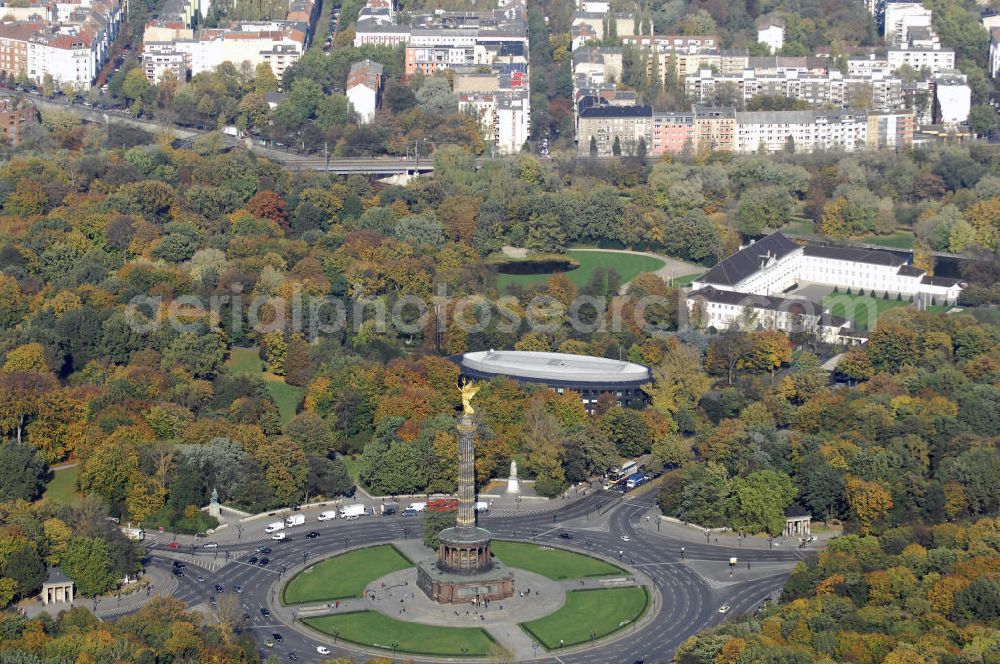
[
  {"left": 521, "top": 586, "right": 650, "bottom": 649},
  {"left": 491, "top": 540, "right": 626, "bottom": 579},
  {"left": 303, "top": 611, "right": 497, "bottom": 656},
  {"left": 281, "top": 544, "right": 411, "bottom": 604},
  {"left": 286, "top": 541, "right": 649, "bottom": 657}
]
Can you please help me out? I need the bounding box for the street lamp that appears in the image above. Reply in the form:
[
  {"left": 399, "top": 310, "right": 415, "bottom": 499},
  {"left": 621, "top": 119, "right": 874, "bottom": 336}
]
[
  {"left": 237, "top": 524, "right": 243, "bottom": 540},
  {"left": 729, "top": 557, "right": 737, "bottom": 578},
  {"left": 344, "top": 537, "right": 350, "bottom": 550}
]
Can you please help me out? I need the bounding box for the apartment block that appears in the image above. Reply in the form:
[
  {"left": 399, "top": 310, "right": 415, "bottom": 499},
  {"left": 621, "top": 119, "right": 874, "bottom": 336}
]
[
  {"left": 685, "top": 68, "right": 903, "bottom": 113},
  {"left": 734, "top": 109, "right": 870, "bottom": 153},
  {"left": 577, "top": 102, "right": 652, "bottom": 156}
]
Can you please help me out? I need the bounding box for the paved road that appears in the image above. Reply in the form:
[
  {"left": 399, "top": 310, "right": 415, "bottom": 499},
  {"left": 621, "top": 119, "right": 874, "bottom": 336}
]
[{"left": 142, "top": 491, "right": 804, "bottom": 663}]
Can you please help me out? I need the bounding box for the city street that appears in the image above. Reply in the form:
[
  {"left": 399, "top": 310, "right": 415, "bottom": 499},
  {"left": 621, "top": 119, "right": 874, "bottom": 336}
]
[{"left": 143, "top": 490, "right": 806, "bottom": 663}]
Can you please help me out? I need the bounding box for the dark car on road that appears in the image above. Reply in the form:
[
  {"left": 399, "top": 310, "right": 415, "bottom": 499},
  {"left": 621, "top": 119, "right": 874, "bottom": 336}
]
[
  {"left": 259, "top": 557, "right": 270, "bottom": 566},
  {"left": 272, "top": 633, "right": 283, "bottom": 642},
  {"left": 214, "top": 584, "right": 225, "bottom": 593},
  {"left": 256, "top": 546, "right": 271, "bottom": 554},
  {"left": 172, "top": 569, "right": 184, "bottom": 577},
  {"left": 247, "top": 556, "right": 258, "bottom": 565},
  {"left": 305, "top": 531, "right": 320, "bottom": 539},
  {"left": 559, "top": 532, "right": 573, "bottom": 539},
  {"left": 260, "top": 607, "right": 270, "bottom": 617}
]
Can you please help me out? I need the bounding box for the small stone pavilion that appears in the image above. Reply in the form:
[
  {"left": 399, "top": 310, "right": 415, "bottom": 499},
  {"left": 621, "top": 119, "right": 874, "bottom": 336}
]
[
  {"left": 40, "top": 567, "right": 74, "bottom": 606},
  {"left": 784, "top": 505, "right": 812, "bottom": 539}
]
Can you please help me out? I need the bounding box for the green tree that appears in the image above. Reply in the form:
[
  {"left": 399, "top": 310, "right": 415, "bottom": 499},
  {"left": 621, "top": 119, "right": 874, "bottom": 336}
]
[
  {"left": 62, "top": 537, "right": 117, "bottom": 596},
  {"left": 0, "top": 441, "right": 47, "bottom": 502},
  {"left": 727, "top": 470, "right": 797, "bottom": 536},
  {"left": 161, "top": 332, "right": 228, "bottom": 379},
  {"left": 1, "top": 544, "right": 45, "bottom": 599},
  {"left": 612, "top": 136, "right": 622, "bottom": 157}
]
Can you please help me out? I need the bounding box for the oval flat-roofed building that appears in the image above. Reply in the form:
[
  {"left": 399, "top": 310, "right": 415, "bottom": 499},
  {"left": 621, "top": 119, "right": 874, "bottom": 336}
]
[{"left": 454, "top": 350, "right": 652, "bottom": 412}]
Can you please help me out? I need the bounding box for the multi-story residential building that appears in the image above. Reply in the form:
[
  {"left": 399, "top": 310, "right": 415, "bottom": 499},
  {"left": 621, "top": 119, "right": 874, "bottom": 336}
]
[
  {"left": 733, "top": 109, "right": 869, "bottom": 153},
  {"left": 685, "top": 68, "right": 903, "bottom": 113},
  {"left": 694, "top": 105, "right": 736, "bottom": 151},
  {"left": 990, "top": 27, "right": 1000, "bottom": 77},
  {"left": 0, "top": 96, "right": 37, "bottom": 146},
  {"left": 571, "top": 11, "right": 637, "bottom": 42},
  {"left": 848, "top": 55, "right": 892, "bottom": 77},
  {"left": 354, "top": 1, "right": 528, "bottom": 49},
  {"left": 142, "top": 0, "right": 314, "bottom": 83},
  {"left": 756, "top": 16, "right": 785, "bottom": 53},
  {"left": 887, "top": 46, "right": 954, "bottom": 73},
  {"left": 884, "top": 2, "right": 933, "bottom": 46},
  {"left": 0, "top": 0, "right": 125, "bottom": 91},
  {"left": 933, "top": 69, "right": 970, "bottom": 125},
  {"left": 459, "top": 87, "right": 529, "bottom": 155},
  {"left": 650, "top": 111, "right": 695, "bottom": 156},
  {"left": 620, "top": 34, "right": 717, "bottom": 50},
  {"left": 866, "top": 111, "right": 914, "bottom": 148},
  {"left": 0, "top": 23, "right": 43, "bottom": 80},
  {"left": 346, "top": 59, "right": 383, "bottom": 123},
  {"left": 577, "top": 102, "right": 652, "bottom": 156},
  {"left": 142, "top": 42, "right": 185, "bottom": 82},
  {"left": 902, "top": 79, "right": 934, "bottom": 123}
]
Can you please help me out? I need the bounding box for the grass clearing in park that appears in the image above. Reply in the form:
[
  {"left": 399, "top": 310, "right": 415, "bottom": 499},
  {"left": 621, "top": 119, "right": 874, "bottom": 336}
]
[
  {"left": 496, "top": 250, "right": 664, "bottom": 290},
  {"left": 303, "top": 611, "right": 497, "bottom": 656},
  {"left": 521, "top": 586, "right": 649, "bottom": 649},
  {"left": 491, "top": 541, "right": 625, "bottom": 580},
  {"left": 43, "top": 465, "right": 81, "bottom": 505},
  {"left": 282, "top": 544, "right": 412, "bottom": 604},
  {"left": 226, "top": 346, "right": 303, "bottom": 424}
]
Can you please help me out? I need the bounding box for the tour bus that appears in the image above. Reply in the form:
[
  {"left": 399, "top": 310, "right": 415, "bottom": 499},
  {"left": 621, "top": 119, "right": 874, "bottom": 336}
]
[
  {"left": 427, "top": 498, "right": 458, "bottom": 512},
  {"left": 613, "top": 461, "right": 639, "bottom": 480}
]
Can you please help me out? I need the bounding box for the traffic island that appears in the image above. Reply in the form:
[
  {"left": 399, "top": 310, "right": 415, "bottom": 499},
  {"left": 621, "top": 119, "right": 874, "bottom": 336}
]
[
  {"left": 281, "top": 544, "right": 412, "bottom": 605},
  {"left": 302, "top": 610, "right": 498, "bottom": 657},
  {"left": 520, "top": 586, "right": 650, "bottom": 649}
]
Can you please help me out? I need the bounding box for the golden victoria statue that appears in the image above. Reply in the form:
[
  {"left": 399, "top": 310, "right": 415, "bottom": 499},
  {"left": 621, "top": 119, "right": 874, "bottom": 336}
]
[{"left": 459, "top": 378, "right": 480, "bottom": 416}]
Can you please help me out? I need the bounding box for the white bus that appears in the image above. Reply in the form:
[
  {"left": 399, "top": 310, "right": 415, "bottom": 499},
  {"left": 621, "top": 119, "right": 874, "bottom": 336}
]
[{"left": 612, "top": 461, "right": 639, "bottom": 480}]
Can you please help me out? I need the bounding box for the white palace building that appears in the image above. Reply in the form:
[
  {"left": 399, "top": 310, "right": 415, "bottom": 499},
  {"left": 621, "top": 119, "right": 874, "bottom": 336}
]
[{"left": 686, "top": 232, "right": 964, "bottom": 343}]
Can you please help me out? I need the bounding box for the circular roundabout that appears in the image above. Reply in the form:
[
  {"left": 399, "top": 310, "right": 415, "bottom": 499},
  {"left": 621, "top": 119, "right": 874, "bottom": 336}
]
[{"left": 279, "top": 540, "right": 654, "bottom": 659}]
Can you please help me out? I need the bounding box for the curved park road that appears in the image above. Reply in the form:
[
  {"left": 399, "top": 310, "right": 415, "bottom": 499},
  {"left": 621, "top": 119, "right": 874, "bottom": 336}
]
[{"left": 146, "top": 491, "right": 806, "bottom": 663}]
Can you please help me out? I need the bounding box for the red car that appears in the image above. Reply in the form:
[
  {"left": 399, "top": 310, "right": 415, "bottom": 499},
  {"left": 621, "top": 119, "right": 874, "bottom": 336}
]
[{"left": 167, "top": 542, "right": 181, "bottom": 549}]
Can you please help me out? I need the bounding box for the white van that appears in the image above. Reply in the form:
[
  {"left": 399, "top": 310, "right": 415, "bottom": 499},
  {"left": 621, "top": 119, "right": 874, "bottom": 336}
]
[
  {"left": 271, "top": 532, "right": 287, "bottom": 541},
  {"left": 285, "top": 514, "right": 305, "bottom": 527},
  {"left": 474, "top": 501, "right": 490, "bottom": 513},
  {"left": 407, "top": 502, "right": 427, "bottom": 512},
  {"left": 317, "top": 510, "right": 337, "bottom": 521},
  {"left": 264, "top": 521, "right": 285, "bottom": 534},
  {"left": 340, "top": 504, "right": 367, "bottom": 520}
]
